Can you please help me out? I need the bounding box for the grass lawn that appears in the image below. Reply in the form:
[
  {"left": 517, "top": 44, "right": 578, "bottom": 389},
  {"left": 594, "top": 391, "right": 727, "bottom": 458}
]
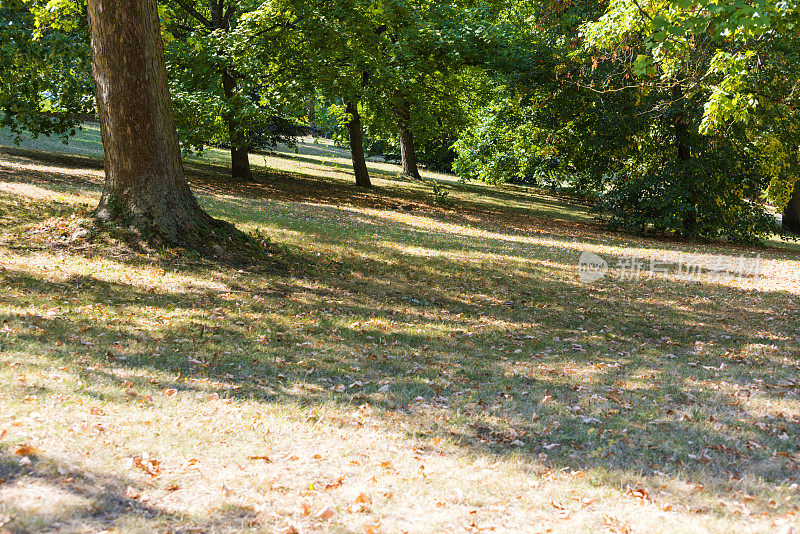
[{"left": 0, "top": 127, "right": 799, "bottom": 533}]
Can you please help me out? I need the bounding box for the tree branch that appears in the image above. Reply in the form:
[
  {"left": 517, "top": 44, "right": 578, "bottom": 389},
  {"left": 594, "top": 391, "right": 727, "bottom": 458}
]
[
  {"left": 630, "top": 0, "right": 653, "bottom": 22},
  {"left": 173, "top": 0, "right": 213, "bottom": 29},
  {"left": 224, "top": 2, "right": 236, "bottom": 24}
]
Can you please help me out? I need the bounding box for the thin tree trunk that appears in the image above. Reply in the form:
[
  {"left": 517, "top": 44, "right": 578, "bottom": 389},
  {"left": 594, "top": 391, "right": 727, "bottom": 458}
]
[
  {"left": 222, "top": 68, "right": 253, "bottom": 181},
  {"left": 345, "top": 100, "right": 371, "bottom": 188},
  {"left": 394, "top": 99, "right": 421, "bottom": 180},
  {"left": 87, "top": 0, "right": 246, "bottom": 257},
  {"left": 783, "top": 180, "right": 800, "bottom": 234},
  {"left": 399, "top": 126, "right": 421, "bottom": 180}
]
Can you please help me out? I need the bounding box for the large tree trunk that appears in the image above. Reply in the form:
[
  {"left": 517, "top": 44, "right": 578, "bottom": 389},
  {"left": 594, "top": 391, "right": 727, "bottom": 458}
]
[
  {"left": 395, "top": 100, "right": 421, "bottom": 180},
  {"left": 222, "top": 69, "right": 253, "bottom": 181},
  {"left": 87, "top": 0, "right": 247, "bottom": 257},
  {"left": 345, "top": 101, "right": 371, "bottom": 188},
  {"left": 783, "top": 180, "right": 800, "bottom": 234}
]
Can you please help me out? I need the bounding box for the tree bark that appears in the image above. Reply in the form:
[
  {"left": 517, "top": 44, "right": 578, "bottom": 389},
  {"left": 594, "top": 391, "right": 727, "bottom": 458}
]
[
  {"left": 345, "top": 100, "right": 371, "bottom": 188},
  {"left": 87, "top": 0, "right": 246, "bottom": 257},
  {"left": 783, "top": 180, "right": 800, "bottom": 234},
  {"left": 395, "top": 100, "right": 421, "bottom": 180},
  {"left": 222, "top": 68, "right": 253, "bottom": 181},
  {"left": 399, "top": 126, "right": 421, "bottom": 180},
  {"left": 394, "top": 99, "right": 422, "bottom": 180}
]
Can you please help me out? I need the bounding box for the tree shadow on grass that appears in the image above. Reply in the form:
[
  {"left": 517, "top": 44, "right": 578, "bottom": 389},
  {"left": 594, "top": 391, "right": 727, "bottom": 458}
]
[
  {"left": 2, "top": 148, "right": 800, "bottom": 525},
  {"left": 1, "top": 246, "right": 798, "bottom": 510}
]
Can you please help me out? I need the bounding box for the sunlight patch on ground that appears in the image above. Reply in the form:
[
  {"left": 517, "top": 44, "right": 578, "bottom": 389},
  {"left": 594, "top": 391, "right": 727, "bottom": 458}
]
[
  {"left": 0, "top": 182, "right": 98, "bottom": 206},
  {"left": 0, "top": 479, "right": 93, "bottom": 516},
  {"left": 0, "top": 252, "right": 231, "bottom": 294}
]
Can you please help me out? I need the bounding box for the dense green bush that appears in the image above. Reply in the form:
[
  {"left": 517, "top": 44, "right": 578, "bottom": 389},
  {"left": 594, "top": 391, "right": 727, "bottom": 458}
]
[{"left": 452, "top": 94, "right": 555, "bottom": 185}]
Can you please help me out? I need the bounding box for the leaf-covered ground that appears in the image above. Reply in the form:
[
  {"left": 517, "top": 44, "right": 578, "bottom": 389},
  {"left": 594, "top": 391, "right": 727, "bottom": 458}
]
[{"left": 0, "top": 132, "right": 799, "bottom": 533}]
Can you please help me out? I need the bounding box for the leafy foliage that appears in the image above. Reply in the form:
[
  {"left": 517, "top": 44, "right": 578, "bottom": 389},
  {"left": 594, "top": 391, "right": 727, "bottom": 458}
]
[
  {"left": 597, "top": 135, "right": 780, "bottom": 243},
  {"left": 579, "top": 0, "right": 800, "bottom": 240},
  {"left": 450, "top": 0, "right": 800, "bottom": 242},
  {"left": 453, "top": 92, "right": 550, "bottom": 185},
  {"left": 0, "top": 1, "right": 93, "bottom": 142}
]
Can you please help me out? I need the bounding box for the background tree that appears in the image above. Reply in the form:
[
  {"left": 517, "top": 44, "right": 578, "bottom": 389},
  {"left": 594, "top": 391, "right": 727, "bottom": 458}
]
[
  {"left": 452, "top": 0, "right": 799, "bottom": 243},
  {"left": 241, "top": 0, "right": 507, "bottom": 186},
  {"left": 240, "top": 0, "right": 386, "bottom": 188},
  {"left": 358, "top": 2, "right": 506, "bottom": 179},
  {"left": 162, "top": 0, "right": 257, "bottom": 181},
  {"left": 163, "top": 0, "right": 310, "bottom": 182},
  {"left": 452, "top": 0, "right": 602, "bottom": 188}
]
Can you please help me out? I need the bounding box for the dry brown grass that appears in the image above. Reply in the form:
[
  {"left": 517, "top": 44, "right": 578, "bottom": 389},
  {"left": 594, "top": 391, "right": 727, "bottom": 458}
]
[{"left": 1, "top": 140, "right": 799, "bottom": 533}]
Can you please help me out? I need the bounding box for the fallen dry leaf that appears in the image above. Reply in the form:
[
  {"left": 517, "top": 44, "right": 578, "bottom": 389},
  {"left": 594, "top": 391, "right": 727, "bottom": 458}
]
[
  {"left": 603, "top": 514, "right": 632, "bottom": 534},
  {"left": 324, "top": 476, "right": 344, "bottom": 490},
  {"left": 625, "top": 485, "right": 650, "bottom": 502},
  {"left": 127, "top": 454, "right": 161, "bottom": 477},
  {"left": 12, "top": 444, "right": 37, "bottom": 456},
  {"left": 315, "top": 506, "right": 335, "bottom": 521}
]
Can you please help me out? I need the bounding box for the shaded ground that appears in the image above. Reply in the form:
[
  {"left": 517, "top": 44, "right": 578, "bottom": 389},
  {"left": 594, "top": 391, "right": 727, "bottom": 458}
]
[{"left": 0, "top": 137, "right": 799, "bottom": 533}]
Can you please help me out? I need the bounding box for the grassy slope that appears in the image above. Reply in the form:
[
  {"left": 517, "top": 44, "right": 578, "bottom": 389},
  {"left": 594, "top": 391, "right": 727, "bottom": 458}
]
[{"left": 0, "top": 128, "right": 799, "bottom": 533}]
